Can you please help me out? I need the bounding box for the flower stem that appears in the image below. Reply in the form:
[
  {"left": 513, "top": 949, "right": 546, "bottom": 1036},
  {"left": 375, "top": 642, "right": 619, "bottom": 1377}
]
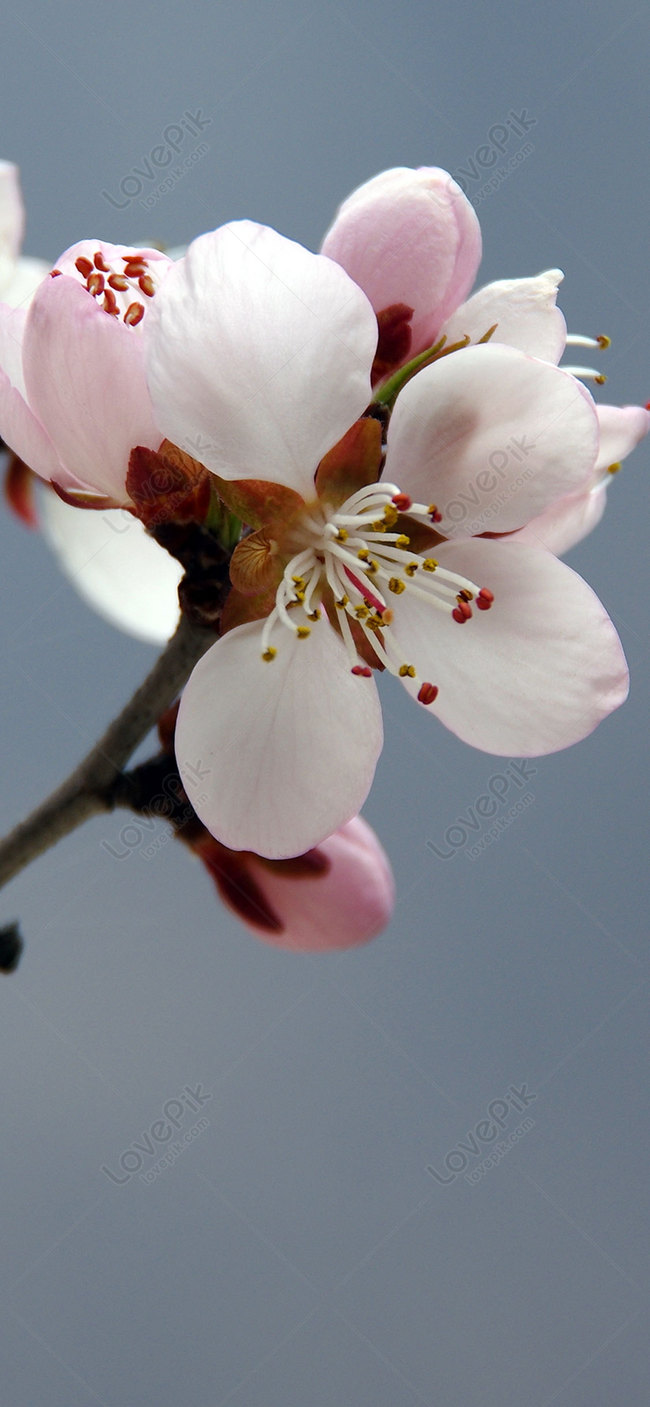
[{"left": 0, "top": 614, "right": 216, "bottom": 891}]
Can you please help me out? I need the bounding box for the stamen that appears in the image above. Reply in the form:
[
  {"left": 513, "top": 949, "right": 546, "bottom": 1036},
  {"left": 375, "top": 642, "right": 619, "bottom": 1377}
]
[
  {"left": 102, "top": 289, "right": 119, "bottom": 316},
  {"left": 452, "top": 598, "right": 473, "bottom": 623},
  {"left": 565, "top": 333, "right": 610, "bottom": 350},
  {"left": 124, "top": 302, "right": 145, "bottom": 327},
  {"left": 561, "top": 365, "right": 607, "bottom": 384},
  {"left": 418, "top": 682, "right": 439, "bottom": 705}
]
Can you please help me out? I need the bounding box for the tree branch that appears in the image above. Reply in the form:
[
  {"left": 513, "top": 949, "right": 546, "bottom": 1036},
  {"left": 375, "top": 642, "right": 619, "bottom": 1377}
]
[{"left": 0, "top": 614, "right": 216, "bottom": 890}]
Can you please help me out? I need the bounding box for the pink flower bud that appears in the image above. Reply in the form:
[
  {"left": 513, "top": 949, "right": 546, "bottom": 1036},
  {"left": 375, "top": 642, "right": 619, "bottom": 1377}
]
[{"left": 196, "top": 817, "right": 394, "bottom": 952}]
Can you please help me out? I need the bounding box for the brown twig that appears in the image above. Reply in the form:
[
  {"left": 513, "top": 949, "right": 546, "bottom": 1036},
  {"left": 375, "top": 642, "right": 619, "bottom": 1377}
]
[{"left": 0, "top": 614, "right": 216, "bottom": 891}]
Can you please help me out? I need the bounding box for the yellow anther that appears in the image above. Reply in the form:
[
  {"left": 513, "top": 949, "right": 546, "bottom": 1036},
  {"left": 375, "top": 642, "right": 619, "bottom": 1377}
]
[
  {"left": 388, "top": 577, "right": 406, "bottom": 594},
  {"left": 336, "top": 527, "right": 348, "bottom": 542},
  {"left": 357, "top": 548, "right": 370, "bottom": 561},
  {"left": 607, "top": 461, "right": 622, "bottom": 474},
  {"left": 399, "top": 664, "right": 416, "bottom": 678},
  {"left": 370, "top": 520, "right": 386, "bottom": 532},
  {"left": 368, "top": 612, "right": 384, "bottom": 628},
  {"left": 262, "top": 648, "right": 277, "bottom": 662},
  {"left": 594, "top": 374, "right": 607, "bottom": 385},
  {"left": 296, "top": 626, "right": 311, "bottom": 639},
  {"left": 404, "top": 562, "right": 419, "bottom": 577},
  {"left": 395, "top": 534, "right": 410, "bottom": 548},
  {"left": 597, "top": 334, "right": 611, "bottom": 350},
  {"left": 422, "top": 558, "right": 438, "bottom": 572},
  {"left": 291, "top": 575, "right": 305, "bottom": 587},
  {"left": 355, "top": 605, "right": 369, "bottom": 619},
  {"left": 383, "top": 505, "right": 399, "bottom": 527},
  {"left": 335, "top": 595, "right": 349, "bottom": 608},
  {"left": 365, "top": 559, "right": 379, "bottom": 574}
]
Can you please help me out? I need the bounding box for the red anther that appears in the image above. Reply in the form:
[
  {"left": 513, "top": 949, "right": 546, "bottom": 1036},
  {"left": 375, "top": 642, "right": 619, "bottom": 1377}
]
[
  {"left": 391, "top": 492, "right": 412, "bottom": 511},
  {"left": 476, "top": 587, "right": 494, "bottom": 612},
  {"left": 454, "top": 597, "right": 472, "bottom": 620},
  {"left": 102, "top": 288, "right": 119, "bottom": 316},
  {"left": 86, "top": 271, "right": 105, "bottom": 296},
  {"left": 138, "top": 273, "right": 155, "bottom": 297},
  {"left": 93, "top": 252, "right": 110, "bottom": 272},
  {"left": 452, "top": 606, "right": 470, "bottom": 623},
  {"left": 351, "top": 665, "right": 372, "bottom": 677},
  {"left": 123, "top": 258, "right": 147, "bottom": 277},
  {"left": 646, "top": 401, "right": 650, "bottom": 412},
  {"left": 50, "top": 269, "right": 62, "bottom": 277},
  {"left": 429, "top": 506, "right": 442, "bottom": 523},
  {"left": 418, "top": 682, "right": 439, "bottom": 705},
  {"left": 124, "top": 301, "right": 145, "bottom": 326},
  {"left": 108, "top": 273, "right": 129, "bottom": 291},
  {"left": 75, "top": 256, "right": 93, "bottom": 277}
]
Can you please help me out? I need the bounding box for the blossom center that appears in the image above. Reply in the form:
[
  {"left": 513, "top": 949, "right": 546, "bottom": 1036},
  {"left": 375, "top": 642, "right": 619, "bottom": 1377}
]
[
  {"left": 261, "top": 481, "right": 494, "bottom": 705},
  {"left": 52, "top": 248, "right": 160, "bottom": 325}
]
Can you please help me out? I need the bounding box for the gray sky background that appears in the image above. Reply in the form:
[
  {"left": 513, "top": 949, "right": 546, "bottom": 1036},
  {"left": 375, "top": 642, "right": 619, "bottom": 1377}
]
[{"left": 1, "top": 1, "right": 649, "bottom": 1403}]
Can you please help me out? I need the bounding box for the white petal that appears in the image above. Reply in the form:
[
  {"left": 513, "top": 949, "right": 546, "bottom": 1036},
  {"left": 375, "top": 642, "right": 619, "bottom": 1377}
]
[
  {"left": 511, "top": 482, "right": 608, "bottom": 555},
  {"left": 0, "top": 161, "right": 24, "bottom": 292},
  {"left": 145, "top": 221, "right": 377, "bottom": 499},
  {"left": 1, "top": 256, "right": 51, "bottom": 309},
  {"left": 176, "top": 616, "right": 384, "bottom": 859},
  {"left": 441, "top": 270, "right": 567, "bottom": 362},
  {"left": 386, "top": 344, "right": 598, "bottom": 536},
  {"left": 391, "top": 538, "right": 628, "bottom": 755},
  {"left": 39, "top": 488, "right": 182, "bottom": 643},
  {"left": 594, "top": 403, "right": 650, "bottom": 472}
]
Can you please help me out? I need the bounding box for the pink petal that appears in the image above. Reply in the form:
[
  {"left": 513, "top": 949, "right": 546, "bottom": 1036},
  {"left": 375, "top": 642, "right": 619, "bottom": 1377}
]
[
  {"left": 23, "top": 275, "right": 161, "bottom": 500},
  {"left": 513, "top": 402, "right": 650, "bottom": 554},
  {"left": 241, "top": 817, "right": 395, "bottom": 951},
  {"left": 38, "top": 488, "right": 182, "bottom": 643},
  {"left": 594, "top": 403, "right": 650, "bottom": 472},
  {"left": 510, "top": 482, "right": 607, "bottom": 555},
  {"left": 145, "top": 221, "right": 377, "bottom": 500},
  {"left": 321, "top": 166, "right": 481, "bottom": 359},
  {"left": 391, "top": 538, "right": 628, "bottom": 754},
  {"left": 175, "top": 616, "right": 384, "bottom": 859},
  {"left": 386, "top": 344, "right": 599, "bottom": 536},
  {"left": 441, "top": 270, "right": 567, "bottom": 362},
  {"left": 0, "top": 303, "right": 76, "bottom": 486}
]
